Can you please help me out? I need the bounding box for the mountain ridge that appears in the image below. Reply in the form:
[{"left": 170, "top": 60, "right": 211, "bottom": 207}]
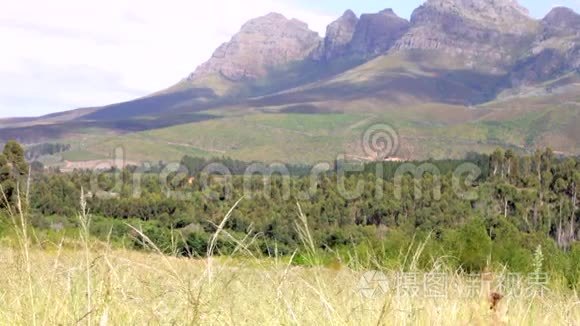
[{"left": 1, "top": 0, "right": 579, "bottom": 163}]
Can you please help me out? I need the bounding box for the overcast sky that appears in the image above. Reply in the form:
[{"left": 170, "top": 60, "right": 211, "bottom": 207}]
[{"left": 1, "top": 0, "right": 578, "bottom": 118}]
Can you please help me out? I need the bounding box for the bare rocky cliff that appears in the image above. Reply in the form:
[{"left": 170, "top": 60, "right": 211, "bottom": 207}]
[
  {"left": 347, "top": 9, "right": 410, "bottom": 58},
  {"left": 319, "top": 10, "right": 359, "bottom": 60},
  {"left": 314, "top": 9, "right": 410, "bottom": 61},
  {"left": 392, "top": 0, "right": 538, "bottom": 70},
  {"left": 187, "top": 13, "right": 321, "bottom": 82},
  {"left": 511, "top": 7, "right": 580, "bottom": 85},
  {"left": 184, "top": 0, "right": 577, "bottom": 92}
]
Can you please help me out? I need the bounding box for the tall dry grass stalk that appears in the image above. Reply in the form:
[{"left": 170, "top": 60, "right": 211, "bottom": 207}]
[{"left": 1, "top": 169, "right": 39, "bottom": 326}]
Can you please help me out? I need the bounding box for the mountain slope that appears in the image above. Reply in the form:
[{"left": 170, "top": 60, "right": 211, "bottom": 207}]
[{"left": 510, "top": 7, "right": 580, "bottom": 86}]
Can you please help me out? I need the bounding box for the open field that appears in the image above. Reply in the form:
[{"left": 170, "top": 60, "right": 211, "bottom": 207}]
[
  {"left": 1, "top": 244, "right": 579, "bottom": 325},
  {"left": 0, "top": 201, "right": 578, "bottom": 325}
]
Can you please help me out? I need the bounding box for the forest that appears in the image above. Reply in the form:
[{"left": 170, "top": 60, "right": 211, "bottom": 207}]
[{"left": 1, "top": 140, "right": 579, "bottom": 288}]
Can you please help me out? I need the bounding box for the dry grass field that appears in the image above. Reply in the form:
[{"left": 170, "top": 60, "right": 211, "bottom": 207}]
[{"left": 0, "top": 245, "right": 579, "bottom": 325}]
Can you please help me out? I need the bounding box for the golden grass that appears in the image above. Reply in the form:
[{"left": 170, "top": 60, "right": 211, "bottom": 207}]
[{"left": 0, "top": 242, "right": 578, "bottom": 325}]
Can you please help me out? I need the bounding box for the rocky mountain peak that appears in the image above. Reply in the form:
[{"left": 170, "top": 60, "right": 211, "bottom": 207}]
[
  {"left": 240, "top": 12, "right": 311, "bottom": 33},
  {"left": 422, "top": 0, "right": 529, "bottom": 18},
  {"left": 544, "top": 6, "right": 579, "bottom": 20},
  {"left": 321, "top": 10, "right": 359, "bottom": 60},
  {"left": 348, "top": 9, "right": 410, "bottom": 57},
  {"left": 188, "top": 12, "right": 320, "bottom": 82},
  {"left": 542, "top": 7, "right": 580, "bottom": 34},
  {"left": 409, "top": 0, "right": 533, "bottom": 37},
  {"left": 182, "top": 1, "right": 575, "bottom": 98},
  {"left": 379, "top": 8, "right": 396, "bottom": 15},
  {"left": 513, "top": 6, "right": 580, "bottom": 86},
  {"left": 394, "top": 0, "right": 537, "bottom": 68},
  {"left": 340, "top": 9, "right": 358, "bottom": 20}
]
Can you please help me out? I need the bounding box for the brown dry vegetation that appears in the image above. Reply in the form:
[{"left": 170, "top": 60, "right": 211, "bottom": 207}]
[{"left": 0, "top": 245, "right": 578, "bottom": 325}]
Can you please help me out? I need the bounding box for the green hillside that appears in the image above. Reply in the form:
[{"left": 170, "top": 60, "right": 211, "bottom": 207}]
[{"left": 34, "top": 81, "right": 576, "bottom": 165}]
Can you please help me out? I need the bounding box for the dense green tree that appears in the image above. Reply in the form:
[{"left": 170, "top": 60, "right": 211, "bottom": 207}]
[
  {"left": 3, "top": 141, "right": 28, "bottom": 176},
  {"left": 490, "top": 148, "right": 505, "bottom": 177},
  {"left": 445, "top": 218, "right": 491, "bottom": 272},
  {"left": 0, "top": 141, "right": 29, "bottom": 208}
]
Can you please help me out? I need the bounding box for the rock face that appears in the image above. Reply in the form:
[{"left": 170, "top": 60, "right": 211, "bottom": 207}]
[
  {"left": 541, "top": 7, "right": 580, "bottom": 38},
  {"left": 348, "top": 9, "right": 410, "bottom": 58},
  {"left": 413, "top": 0, "right": 531, "bottom": 31},
  {"left": 511, "top": 7, "right": 580, "bottom": 85},
  {"left": 321, "top": 10, "right": 359, "bottom": 60},
  {"left": 393, "top": 0, "right": 537, "bottom": 68},
  {"left": 184, "top": 1, "right": 578, "bottom": 92},
  {"left": 188, "top": 13, "right": 321, "bottom": 82},
  {"left": 315, "top": 9, "right": 410, "bottom": 61}
]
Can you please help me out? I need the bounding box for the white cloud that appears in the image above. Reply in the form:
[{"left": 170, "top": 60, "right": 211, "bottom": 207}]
[{"left": 0, "top": 0, "right": 334, "bottom": 117}]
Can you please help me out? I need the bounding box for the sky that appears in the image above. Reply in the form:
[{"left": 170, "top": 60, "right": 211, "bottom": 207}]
[{"left": 0, "top": 0, "right": 579, "bottom": 118}]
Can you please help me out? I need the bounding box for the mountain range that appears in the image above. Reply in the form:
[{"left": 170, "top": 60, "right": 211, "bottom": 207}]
[{"left": 1, "top": 0, "right": 579, "bottom": 164}]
